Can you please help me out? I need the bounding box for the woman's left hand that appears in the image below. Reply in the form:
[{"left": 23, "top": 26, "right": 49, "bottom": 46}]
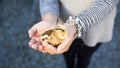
[{"left": 42, "top": 23, "right": 77, "bottom": 55}]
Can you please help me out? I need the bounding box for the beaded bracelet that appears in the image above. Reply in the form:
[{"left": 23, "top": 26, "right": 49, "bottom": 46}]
[{"left": 66, "top": 16, "right": 82, "bottom": 38}]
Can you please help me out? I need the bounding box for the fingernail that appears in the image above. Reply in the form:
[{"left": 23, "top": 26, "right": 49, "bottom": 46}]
[
  {"left": 29, "top": 35, "right": 32, "bottom": 38},
  {"left": 39, "top": 45, "right": 43, "bottom": 50},
  {"left": 31, "top": 45, "right": 35, "bottom": 49},
  {"left": 43, "top": 42, "right": 47, "bottom": 46},
  {"left": 30, "top": 35, "right": 32, "bottom": 38},
  {"left": 48, "top": 44, "right": 51, "bottom": 47}
]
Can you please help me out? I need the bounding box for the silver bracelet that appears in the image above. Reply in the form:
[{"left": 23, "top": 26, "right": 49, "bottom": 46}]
[{"left": 66, "top": 16, "right": 82, "bottom": 38}]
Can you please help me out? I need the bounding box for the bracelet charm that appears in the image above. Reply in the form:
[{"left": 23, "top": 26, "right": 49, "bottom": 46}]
[{"left": 66, "top": 16, "right": 82, "bottom": 38}]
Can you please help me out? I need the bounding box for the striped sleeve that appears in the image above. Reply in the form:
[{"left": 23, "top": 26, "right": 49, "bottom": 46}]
[
  {"left": 78, "top": 0, "right": 120, "bottom": 31},
  {"left": 39, "top": 0, "right": 59, "bottom": 17}
]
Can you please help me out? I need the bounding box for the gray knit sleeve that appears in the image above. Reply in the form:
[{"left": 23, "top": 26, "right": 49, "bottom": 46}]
[
  {"left": 39, "top": 0, "right": 59, "bottom": 17},
  {"left": 77, "top": 0, "right": 119, "bottom": 31}
]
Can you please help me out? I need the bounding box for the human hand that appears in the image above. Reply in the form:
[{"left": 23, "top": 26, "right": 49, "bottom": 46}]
[
  {"left": 28, "top": 14, "right": 58, "bottom": 52},
  {"left": 41, "top": 23, "right": 77, "bottom": 54},
  {"left": 28, "top": 21, "right": 57, "bottom": 52},
  {"left": 28, "top": 13, "right": 57, "bottom": 52}
]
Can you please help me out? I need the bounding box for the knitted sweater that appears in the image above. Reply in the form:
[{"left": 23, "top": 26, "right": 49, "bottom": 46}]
[{"left": 39, "top": 0, "right": 119, "bottom": 47}]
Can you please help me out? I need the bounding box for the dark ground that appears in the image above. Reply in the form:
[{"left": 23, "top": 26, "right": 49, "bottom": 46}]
[{"left": 0, "top": 0, "right": 120, "bottom": 68}]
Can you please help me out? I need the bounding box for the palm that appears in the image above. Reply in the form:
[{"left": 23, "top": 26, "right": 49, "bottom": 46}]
[
  {"left": 56, "top": 23, "right": 77, "bottom": 53},
  {"left": 35, "top": 21, "right": 56, "bottom": 36}
]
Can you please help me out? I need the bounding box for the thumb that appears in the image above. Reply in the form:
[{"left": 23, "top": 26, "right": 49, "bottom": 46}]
[{"left": 57, "top": 37, "right": 72, "bottom": 53}]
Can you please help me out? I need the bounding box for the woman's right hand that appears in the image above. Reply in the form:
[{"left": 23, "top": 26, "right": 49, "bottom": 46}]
[
  {"left": 28, "top": 14, "right": 58, "bottom": 53},
  {"left": 28, "top": 21, "right": 56, "bottom": 38}
]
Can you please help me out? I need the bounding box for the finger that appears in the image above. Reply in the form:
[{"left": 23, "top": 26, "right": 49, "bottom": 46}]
[
  {"left": 42, "top": 42, "right": 57, "bottom": 55},
  {"left": 43, "top": 46, "right": 56, "bottom": 55},
  {"left": 40, "top": 42, "right": 48, "bottom": 53},
  {"left": 38, "top": 45, "right": 44, "bottom": 51},
  {"left": 29, "top": 39, "right": 39, "bottom": 50},
  {"left": 57, "top": 36, "right": 73, "bottom": 53},
  {"left": 46, "top": 44, "right": 57, "bottom": 55},
  {"left": 42, "top": 47, "right": 53, "bottom": 54},
  {"left": 32, "top": 36, "right": 41, "bottom": 42},
  {"left": 28, "top": 24, "right": 37, "bottom": 38},
  {"left": 38, "top": 45, "right": 47, "bottom": 53}
]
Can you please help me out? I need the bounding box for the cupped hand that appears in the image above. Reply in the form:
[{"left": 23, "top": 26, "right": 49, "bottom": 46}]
[
  {"left": 28, "top": 21, "right": 57, "bottom": 52},
  {"left": 41, "top": 23, "right": 77, "bottom": 55},
  {"left": 28, "top": 21, "right": 57, "bottom": 38}
]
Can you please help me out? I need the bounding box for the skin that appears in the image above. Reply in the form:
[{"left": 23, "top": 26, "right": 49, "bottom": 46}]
[{"left": 28, "top": 13, "right": 76, "bottom": 55}]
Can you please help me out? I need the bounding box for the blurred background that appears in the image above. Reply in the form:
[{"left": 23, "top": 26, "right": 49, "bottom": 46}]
[{"left": 0, "top": 0, "right": 120, "bottom": 68}]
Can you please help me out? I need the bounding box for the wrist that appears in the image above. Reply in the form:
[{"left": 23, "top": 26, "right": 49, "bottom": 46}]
[
  {"left": 42, "top": 13, "right": 58, "bottom": 24},
  {"left": 66, "top": 16, "right": 82, "bottom": 38}
]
